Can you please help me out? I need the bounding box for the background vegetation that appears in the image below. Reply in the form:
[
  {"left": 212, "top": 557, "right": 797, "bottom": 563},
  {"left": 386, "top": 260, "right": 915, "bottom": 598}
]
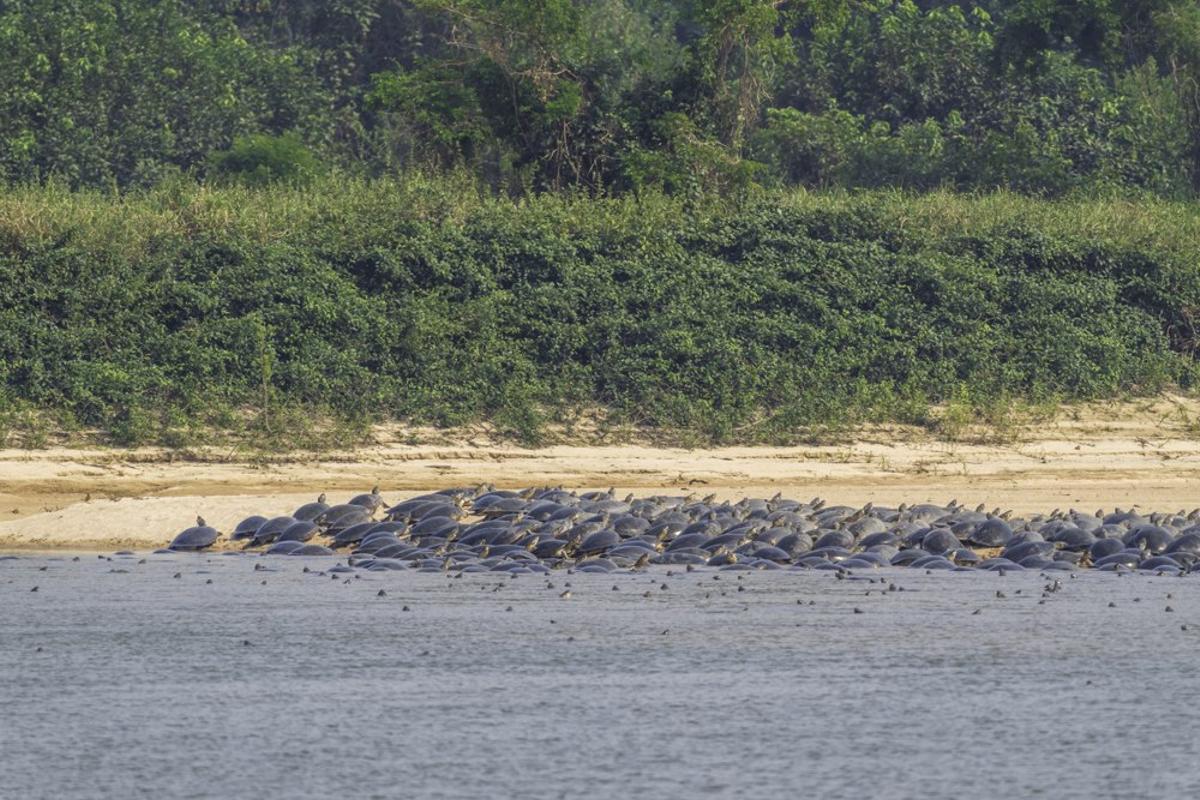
[
  {"left": 0, "top": 0, "right": 1197, "bottom": 197},
  {"left": 0, "top": 1, "right": 1197, "bottom": 446}
]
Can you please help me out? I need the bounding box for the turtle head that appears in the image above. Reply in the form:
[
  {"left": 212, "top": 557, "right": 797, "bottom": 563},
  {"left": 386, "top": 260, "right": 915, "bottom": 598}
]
[
  {"left": 196, "top": 515, "right": 206, "bottom": 527},
  {"left": 318, "top": 492, "right": 327, "bottom": 503}
]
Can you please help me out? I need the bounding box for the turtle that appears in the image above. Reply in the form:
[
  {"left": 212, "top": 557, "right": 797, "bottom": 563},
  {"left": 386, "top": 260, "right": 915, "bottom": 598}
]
[
  {"left": 332, "top": 521, "right": 379, "bottom": 548},
  {"left": 921, "top": 528, "right": 963, "bottom": 554},
  {"left": 967, "top": 517, "right": 1013, "bottom": 548},
  {"left": 246, "top": 516, "right": 297, "bottom": 548},
  {"left": 293, "top": 494, "right": 329, "bottom": 522},
  {"left": 263, "top": 540, "right": 306, "bottom": 555},
  {"left": 317, "top": 504, "right": 371, "bottom": 530},
  {"left": 858, "top": 531, "right": 899, "bottom": 549},
  {"left": 169, "top": 516, "right": 220, "bottom": 551},
  {"left": 890, "top": 549, "right": 928, "bottom": 567},
  {"left": 354, "top": 534, "right": 402, "bottom": 554},
  {"left": 276, "top": 520, "right": 319, "bottom": 543},
  {"left": 230, "top": 515, "right": 268, "bottom": 542},
  {"left": 1088, "top": 538, "right": 1126, "bottom": 561},
  {"left": 1125, "top": 524, "right": 1174, "bottom": 554},
  {"left": 776, "top": 531, "right": 814, "bottom": 556},
  {"left": 1166, "top": 532, "right": 1200, "bottom": 555},
  {"left": 348, "top": 486, "right": 386, "bottom": 514},
  {"left": 1094, "top": 551, "right": 1142, "bottom": 569},
  {"left": 1138, "top": 554, "right": 1183, "bottom": 571},
  {"left": 911, "top": 554, "right": 956, "bottom": 570},
  {"left": 748, "top": 544, "right": 790, "bottom": 563},
  {"left": 665, "top": 533, "right": 710, "bottom": 552},
  {"left": 290, "top": 544, "right": 335, "bottom": 556},
  {"left": 1050, "top": 527, "right": 1097, "bottom": 552},
  {"left": 1001, "top": 540, "right": 1056, "bottom": 562},
  {"left": 410, "top": 516, "right": 461, "bottom": 538},
  {"left": 578, "top": 529, "right": 621, "bottom": 556}
]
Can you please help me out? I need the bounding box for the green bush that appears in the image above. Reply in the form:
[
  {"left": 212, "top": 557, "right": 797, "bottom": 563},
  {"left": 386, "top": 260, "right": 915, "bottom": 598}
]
[
  {"left": 0, "top": 178, "right": 1196, "bottom": 445},
  {"left": 208, "top": 133, "right": 320, "bottom": 186}
]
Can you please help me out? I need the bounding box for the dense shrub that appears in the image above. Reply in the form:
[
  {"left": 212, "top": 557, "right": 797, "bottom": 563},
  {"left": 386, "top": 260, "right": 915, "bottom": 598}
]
[
  {"left": 208, "top": 134, "right": 320, "bottom": 186},
  {"left": 0, "top": 179, "right": 1196, "bottom": 443}
]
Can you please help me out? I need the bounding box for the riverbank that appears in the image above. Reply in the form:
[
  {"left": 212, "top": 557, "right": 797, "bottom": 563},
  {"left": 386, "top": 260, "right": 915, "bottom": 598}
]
[{"left": 2, "top": 396, "right": 1197, "bottom": 551}]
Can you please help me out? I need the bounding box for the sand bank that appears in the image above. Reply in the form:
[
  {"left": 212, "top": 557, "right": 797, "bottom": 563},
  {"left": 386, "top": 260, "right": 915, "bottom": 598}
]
[{"left": 2, "top": 397, "right": 1198, "bottom": 551}]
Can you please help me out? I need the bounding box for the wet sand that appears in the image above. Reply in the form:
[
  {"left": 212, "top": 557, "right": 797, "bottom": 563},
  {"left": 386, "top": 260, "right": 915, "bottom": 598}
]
[{"left": 2, "top": 396, "right": 1198, "bottom": 551}]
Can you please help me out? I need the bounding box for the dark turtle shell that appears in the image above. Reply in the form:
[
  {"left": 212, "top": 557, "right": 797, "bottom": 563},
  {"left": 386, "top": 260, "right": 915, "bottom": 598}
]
[
  {"left": 748, "top": 544, "right": 790, "bottom": 562},
  {"left": 967, "top": 517, "right": 1013, "bottom": 547},
  {"left": 889, "top": 549, "right": 927, "bottom": 566},
  {"left": 1094, "top": 551, "right": 1141, "bottom": 569},
  {"left": 264, "top": 540, "right": 305, "bottom": 555},
  {"left": 665, "top": 532, "right": 710, "bottom": 552},
  {"left": 348, "top": 489, "right": 385, "bottom": 511},
  {"left": 332, "top": 521, "right": 377, "bottom": 548},
  {"left": 318, "top": 504, "right": 372, "bottom": 528},
  {"left": 277, "top": 520, "right": 319, "bottom": 543},
  {"left": 578, "top": 529, "right": 620, "bottom": 555},
  {"left": 1166, "top": 532, "right": 1200, "bottom": 555},
  {"left": 1051, "top": 527, "right": 1096, "bottom": 551},
  {"left": 354, "top": 534, "right": 401, "bottom": 554},
  {"left": 411, "top": 516, "right": 460, "bottom": 538},
  {"left": 776, "top": 531, "right": 814, "bottom": 556},
  {"left": 813, "top": 529, "right": 855, "bottom": 550},
  {"left": 230, "top": 515, "right": 268, "bottom": 541},
  {"left": 921, "top": 528, "right": 963, "bottom": 554},
  {"left": 858, "top": 531, "right": 898, "bottom": 549},
  {"left": 1125, "top": 525, "right": 1173, "bottom": 554},
  {"left": 293, "top": 500, "right": 330, "bottom": 522},
  {"left": 1001, "top": 540, "right": 1055, "bottom": 562},
  {"left": 533, "top": 539, "right": 568, "bottom": 558},
  {"left": 169, "top": 524, "right": 219, "bottom": 551},
  {"left": 612, "top": 515, "right": 650, "bottom": 536},
  {"left": 248, "top": 516, "right": 297, "bottom": 548},
  {"left": 1138, "top": 554, "right": 1182, "bottom": 571},
  {"left": 1088, "top": 538, "right": 1125, "bottom": 560},
  {"left": 290, "top": 544, "right": 335, "bottom": 556}
]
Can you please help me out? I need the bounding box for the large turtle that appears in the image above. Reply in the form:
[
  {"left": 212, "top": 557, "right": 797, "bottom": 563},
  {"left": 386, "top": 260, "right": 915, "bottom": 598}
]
[
  {"left": 348, "top": 486, "right": 386, "bottom": 514},
  {"left": 317, "top": 504, "right": 372, "bottom": 531},
  {"left": 169, "top": 516, "right": 220, "bottom": 551},
  {"left": 293, "top": 494, "right": 330, "bottom": 522},
  {"left": 966, "top": 517, "right": 1013, "bottom": 548},
  {"left": 229, "top": 515, "right": 268, "bottom": 542},
  {"left": 332, "top": 521, "right": 378, "bottom": 548},
  {"left": 247, "top": 516, "right": 297, "bottom": 548},
  {"left": 276, "top": 520, "right": 320, "bottom": 543}
]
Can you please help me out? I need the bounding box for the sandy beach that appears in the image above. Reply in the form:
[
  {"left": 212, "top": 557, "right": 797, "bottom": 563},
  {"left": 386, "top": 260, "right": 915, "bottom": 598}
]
[{"left": 2, "top": 396, "right": 1198, "bottom": 551}]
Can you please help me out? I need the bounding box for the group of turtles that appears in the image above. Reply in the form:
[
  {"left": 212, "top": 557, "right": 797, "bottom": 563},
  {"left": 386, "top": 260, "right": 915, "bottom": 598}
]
[{"left": 166, "top": 486, "right": 1200, "bottom": 575}]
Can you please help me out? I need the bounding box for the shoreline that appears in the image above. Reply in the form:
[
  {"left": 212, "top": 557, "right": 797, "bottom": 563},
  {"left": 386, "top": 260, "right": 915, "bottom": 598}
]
[{"left": 3, "top": 396, "right": 1198, "bottom": 552}]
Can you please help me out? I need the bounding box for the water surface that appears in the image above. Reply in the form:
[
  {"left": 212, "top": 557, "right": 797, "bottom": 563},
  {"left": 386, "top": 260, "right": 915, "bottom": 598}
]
[{"left": 2, "top": 553, "right": 1197, "bottom": 799}]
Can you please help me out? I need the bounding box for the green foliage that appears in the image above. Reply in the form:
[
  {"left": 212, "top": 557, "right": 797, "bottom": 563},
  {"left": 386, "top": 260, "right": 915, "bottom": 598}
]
[
  {"left": 0, "top": 1, "right": 331, "bottom": 188},
  {"left": 0, "top": 1, "right": 1197, "bottom": 196},
  {"left": 623, "top": 112, "right": 765, "bottom": 195},
  {"left": 768, "top": 3, "right": 1198, "bottom": 196},
  {"left": 209, "top": 133, "right": 321, "bottom": 186},
  {"left": 0, "top": 178, "right": 1196, "bottom": 445}
]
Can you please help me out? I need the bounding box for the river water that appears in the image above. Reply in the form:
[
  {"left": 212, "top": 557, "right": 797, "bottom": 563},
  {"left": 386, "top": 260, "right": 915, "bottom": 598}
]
[{"left": 2, "top": 552, "right": 1198, "bottom": 799}]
